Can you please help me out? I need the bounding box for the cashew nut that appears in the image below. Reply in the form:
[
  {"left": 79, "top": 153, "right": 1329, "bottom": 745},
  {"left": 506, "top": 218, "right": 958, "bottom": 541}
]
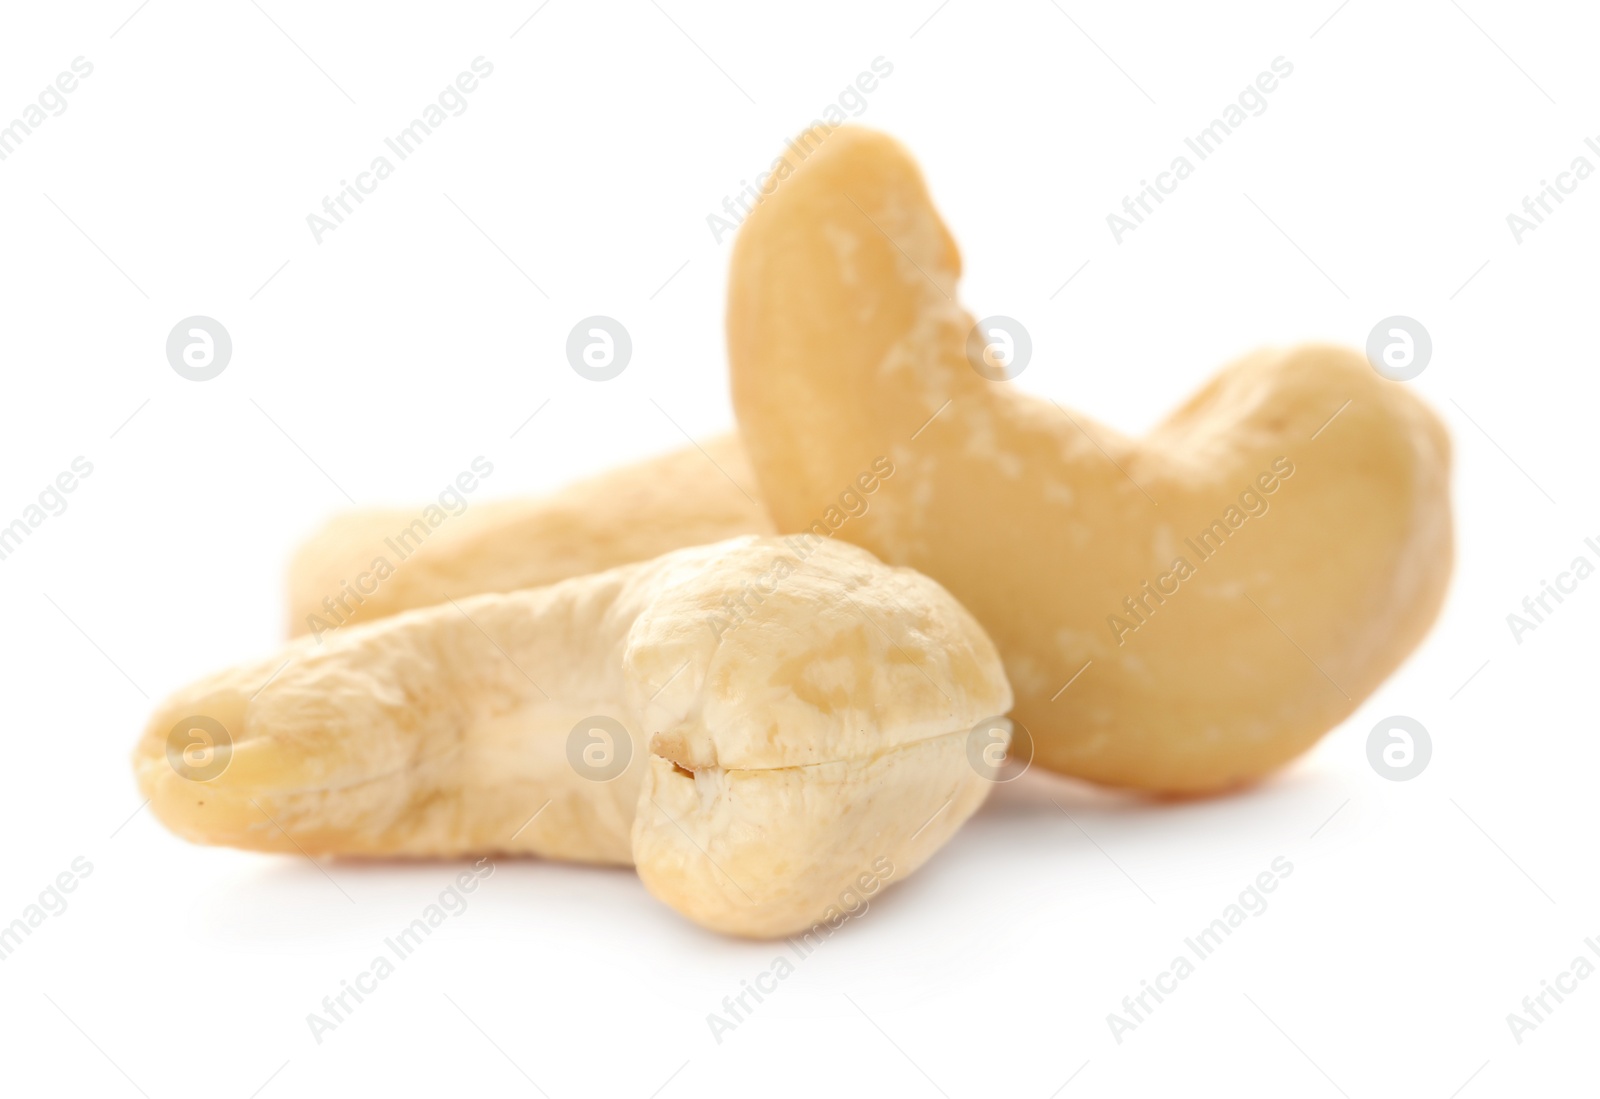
[
  {"left": 286, "top": 433, "right": 770, "bottom": 636},
  {"left": 135, "top": 536, "right": 1011, "bottom": 937},
  {"left": 726, "top": 126, "right": 1452, "bottom": 794}
]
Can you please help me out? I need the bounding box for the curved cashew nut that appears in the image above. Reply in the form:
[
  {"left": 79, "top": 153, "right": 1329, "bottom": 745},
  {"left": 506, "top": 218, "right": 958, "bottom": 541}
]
[
  {"left": 135, "top": 536, "right": 1011, "bottom": 937},
  {"left": 286, "top": 434, "right": 770, "bottom": 636},
  {"left": 727, "top": 126, "right": 1452, "bottom": 794}
]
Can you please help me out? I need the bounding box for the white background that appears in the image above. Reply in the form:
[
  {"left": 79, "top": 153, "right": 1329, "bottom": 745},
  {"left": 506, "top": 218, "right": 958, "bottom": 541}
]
[{"left": 0, "top": 1, "right": 1594, "bottom": 1096}]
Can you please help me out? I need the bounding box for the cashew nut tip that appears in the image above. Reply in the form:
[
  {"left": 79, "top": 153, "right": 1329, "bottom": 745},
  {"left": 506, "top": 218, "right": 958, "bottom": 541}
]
[
  {"left": 726, "top": 125, "right": 1453, "bottom": 795},
  {"left": 286, "top": 434, "right": 771, "bottom": 636},
  {"left": 135, "top": 536, "right": 1013, "bottom": 938}
]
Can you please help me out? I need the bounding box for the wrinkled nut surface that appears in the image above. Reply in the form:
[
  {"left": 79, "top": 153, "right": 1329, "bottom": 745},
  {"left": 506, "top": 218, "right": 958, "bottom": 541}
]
[
  {"left": 727, "top": 126, "right": 1452, "bottom": 795},
  {"left": 286, "top": 434, "right": 770, "bottom": 636},
  {"left": 135, "top": 536, "right": 1012, "bottom": 938}
]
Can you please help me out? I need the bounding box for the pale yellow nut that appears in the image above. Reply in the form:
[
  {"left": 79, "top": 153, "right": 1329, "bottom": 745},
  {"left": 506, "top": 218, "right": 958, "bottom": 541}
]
[
  {"left": 622, "top": 536, "right": 1010, "bottom": 936},
  {"left": 285, "top": 434, "right": 771, "bottom": 636},
  {"left": 633, "top": 731, "right": 996, "bottom": 939},
  {"left": 726, "top": 125, "right": 1452, "bottom": 795},
  {"left": 134, "top": 536, "right": 1012, "bottom": 938}
]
